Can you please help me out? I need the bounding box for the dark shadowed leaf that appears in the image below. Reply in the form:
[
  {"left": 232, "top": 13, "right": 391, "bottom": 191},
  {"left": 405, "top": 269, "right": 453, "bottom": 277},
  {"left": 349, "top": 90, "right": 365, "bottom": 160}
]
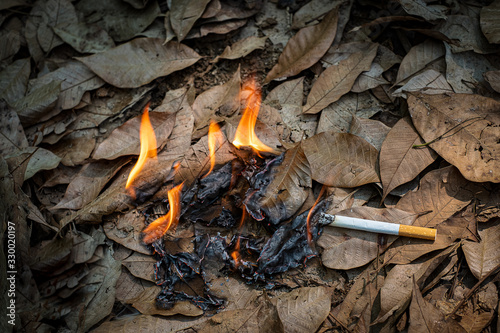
[
  {"left": 480, "top": 1, "right": 500, "bottom": 44},
  {"left": 302, "top": 132, "right": 379, "bottom": 187},
  {"left": 484, "top": 70, "right": 500, "bottom": 93},
  {"left": 462, "top": 219, "right": 500, "bottom": 279},
  {"left": 0, "top": 58, "right": 30, "bottom": 106},
  {"left": 77, "top": 39, "right": 201, "bottom": 88},
  {"left": 130, "top": 286, "right": 203, "bottom": 316},
  {"left": 170, "top": 0, "right": 211, "bottom": 42},
  {"left": 398, "top": 0, "right": 446, "bottom": 21},
  {"left": 292, "top": 0, "right": 343, "bottom": 29},
  {"left": 53, "top": 22, "right": 115, "bottom": 53},
  {"left": 14, "top": 79, "right": 61, "bottom": 126}
]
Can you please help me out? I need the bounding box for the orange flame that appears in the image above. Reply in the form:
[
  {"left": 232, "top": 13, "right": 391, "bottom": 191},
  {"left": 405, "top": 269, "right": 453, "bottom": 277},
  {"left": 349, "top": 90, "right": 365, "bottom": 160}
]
[
  {"left": 143, "top": 182, "right": 184, "bottom": 244},
  {"left": 231, "top": 209, "right": 246, "bottom": 268},
  {"left": 232, "top": 79, "right": 275, "bottom": 156},
  {"left": 306, "top": 185, "right": 326, "bottom": 245},
  {"left": 203, "top": 121, "right": 224, "bottom": 178},
  {"left": 126, "top": 103, "right": 157, "bottom": 198}
]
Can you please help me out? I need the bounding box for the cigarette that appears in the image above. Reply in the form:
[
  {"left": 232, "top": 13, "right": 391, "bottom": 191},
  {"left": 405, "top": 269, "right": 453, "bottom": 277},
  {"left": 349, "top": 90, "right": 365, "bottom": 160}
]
[{"left": 318, "top": 213, "right": 437, "bottom": 241}]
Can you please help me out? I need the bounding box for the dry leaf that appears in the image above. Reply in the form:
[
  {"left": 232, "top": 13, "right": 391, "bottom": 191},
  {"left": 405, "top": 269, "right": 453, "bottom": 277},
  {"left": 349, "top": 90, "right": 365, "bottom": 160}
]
[
  {"left": 76, "top": 0, "right": 160, "bottom": 42},
  {"left": 122, "top": 252, "right": 156, "bottom": 282},
  {"left": 14, "top": 79, "right": 61, "bottom": 126},
  {"left": 209, "top": 277, "right": 261, "bottom": 311},
  {"left": 393, "top": 69, "right": 453, "bottom": 97},
  {"left": 395, "top": 39, "right": 444, "bottom": 86},
  {"left": 91, "top": 314, "right": 208, "bottom": 333},
  {"left": 265, "top": 8, "right": 339, "bottom": 83},
  {"left": 0, "top": 58, "right": 30, "bottom": 107},
  {"left": 0, "top": 103, "right": 28, "bottom": 157},
  {"left": 76, "top": 39, "right": 201, "bottom": 88},
  {"left": 22, "top": 147, "right": 62, "bottom": 181},
  {"left": 103, "top": 209, "right": 150, "bottom": 255},
  {"left": 318, "top": 207, "right": 417, "bottom": 270},
  {"left": 396, "top": 166, "right": 472, "bottom": 228},
  {"left": 380, "top": 117, "right": 437, "bottom": 201},
  {"left": 53, "top": 22, "right": 115, "bottom": 53},
  {"left": 50, "top": 128, "right": 98, "bottom": 166},
  {"left": 480, "top": 1, "right": 500, "bottom": 44},
  {"left": 170, "top": 0, "right": 211, "bottom": 42},
  {"left": 115, "top": 267, "right": 156, "bottom": 303},
  {"left": 458, "top": 282, "right": 498, "bottom": 333},
  {"left": 462, "top": 219, "right": 500, "bottom": 279},
  {"left": 214, "top": 36, "right": 267, "bottom": 62},
  {"left": 302, "top": 132, "right": 379, "bottom": 187},
  {"left": 398, "top": 0, "right": 446, "bottom": 21},
  {"left": 92, "top": 111, "right": 175, "bottom": 160},
  {"left": 350, "top": 117, "right": 390, "bottom": 151},
  {"left": 303, "top": 43, "right": 377, "bottom": 114},
  {"left": 291, "top": 0, "right": 343, "bottom": 29},
  {"left": 484, "top": 70, "right": 500, "bottom": 93},
  {"left": 408, "top": 93, "right": 500, "bottom": 183}
]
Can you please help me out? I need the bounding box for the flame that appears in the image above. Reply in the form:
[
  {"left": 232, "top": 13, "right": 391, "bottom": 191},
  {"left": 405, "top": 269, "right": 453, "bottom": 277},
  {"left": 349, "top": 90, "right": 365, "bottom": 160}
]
[
  {"left": 143, "top": 182, "right": 184, "bottom": 244},
  {"left": 306, "top": 185, "right": 326, "bottom": 245},
  {"left": 231, "top": 209, "right": 246, "bottom": 268},
  {"left": 203, "top": 121, "right": 224, "bottom": 178},
  {"left": 232, "top": 79, "right": 275, "bottom": 156},
  {"left": 126, "top": 103, "right": 157, "bottom": 198}
]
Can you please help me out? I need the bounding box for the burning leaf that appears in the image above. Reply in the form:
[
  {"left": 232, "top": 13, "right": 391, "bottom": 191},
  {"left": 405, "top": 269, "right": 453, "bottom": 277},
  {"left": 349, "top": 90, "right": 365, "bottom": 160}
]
[
  {"left": 350, "top": 117, "right": 390, "bottom": 151},
  {"left": 396, "top": 166, "right": 472, "bottom": 228},
  {"left": 76, "top": 0, "right": 160, "bottom": 42},
  {"left": 302, "top": 132, "right": 379, "bottom": 187},
  {"left": 0, "top": 58, "right": 30, "bottom": 107},
  {"left": 76, "top": 39, "right": 201, "bottom": 88},
  {"left": 480, "top": 1, "right": 500, "bottom": 44},
  {"left": 204, "top": 121, "right": 225, "bottom": 178},
  {"left": 93, "top": 110, "right": 175, "bottom": 161},
  {"left": 52, "top": 22, "right": 115, "bottom": 53},
  {"left": 462, "top": 219, "right": 500, "bottom": 280},
  {"left": 170, "top": 0, "right": 212, "bottom": 42},
  {"left": 245, "top": 144, "right": 311, "bottom": 224},
  {"left": 398, "top": 0, "right": 446, "bottom": 21},
  {"left": 276, "top": 287, "right": 331, "bottom": 333},
  {"left": 318, "top": 207, "right": 417, "bottom": 270},
  {"left": 395, "top": 39, "right": 444, "bottom": 86},
  {"left": 214, "top": 36, "right": 268, "bottom": 62},
  {"left": 408, "top": 93, "right": 500, "bottom": 183},
  {"left": 380, "top": 117, "right": 437, "bottom": 201},
  {"left": 303, "top": 43, "right": 377, "bottom": 114},
  {"left": 265, "top": 8, "right": 339, "bottom": 83}
]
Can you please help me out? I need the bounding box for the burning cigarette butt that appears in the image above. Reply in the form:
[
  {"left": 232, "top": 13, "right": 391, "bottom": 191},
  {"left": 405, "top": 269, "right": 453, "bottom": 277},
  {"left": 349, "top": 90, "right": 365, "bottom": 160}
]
[{"left": 319, "top": 213, "right": 437, "bottom": 241}]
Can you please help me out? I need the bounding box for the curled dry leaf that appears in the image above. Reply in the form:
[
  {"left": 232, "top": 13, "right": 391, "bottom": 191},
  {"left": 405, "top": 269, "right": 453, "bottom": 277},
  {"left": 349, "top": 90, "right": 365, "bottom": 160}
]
[
  {"left": 380, "top": 117, "right": 437, "bottom": 201},
  {"left": 318, "top": 207, "right": 417, "bottom": 270},
  {"left": 265, "top": 8, "right": 339, "bottom": 83},
  {"left": 92, "top": 111, "right": 175, "bottom": 160},
  {"left": 480, "top": 1, "right": 500, "bottom": 44},
  {"left": 396, "top": 166, "right": 472, "bottom": 228},
  {"left": 395, "top": 39, "right": 444, "bottom": 86},
  {"left": 302, "top": 131, "right": 379, "bottom": 187},
  {"left": 462, "top": 219, "right": 500, "bottom": 280},
  {"left": 170, "top": 0, "right": 212, "bottom": 42},
  {"left": 76, "top": 39, "right": 201, "bottom": 88},
  {"left": 303, "top": 43, "right": 377, "bottom": 114},
  {"left": 408, "top": 93, "right": 500, "bottom": 183},
  {"left": 277, "top": 287, "right": 331, "bottom": 333},
  {"left": 213, "top": 36, "right": 267, "bottom": 62},
  {"left": 393, "top": 69, "right": 453, "bottom": 97}
]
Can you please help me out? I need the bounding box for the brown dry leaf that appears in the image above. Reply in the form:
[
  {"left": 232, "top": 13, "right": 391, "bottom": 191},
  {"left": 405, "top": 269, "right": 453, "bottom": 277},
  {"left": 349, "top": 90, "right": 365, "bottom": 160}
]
[
  {"left": 380, "top": 117, "right": 438, "bottom": 201},
  {"left": 115, "top": 267, "right": 156, "bottom": 303},
  {"left": 154, "top": 85, "right": 195, "bottom": 114},
  {"left": 350, "top": 117, "right": 390, "bottom": 151},
  {"left": 103, "top": 209, "right": 150, "bottom": 255},
  {"left": 122, "top": 252, "right": 155, "bottom": 282},
  {"left": 303, "top": 43, "right": 377, "bottom": 114},
  {"left": 214, "top": 36, "right": 267, "bottom": 62},
  {"left": 396, "top": 166, "right": 472, "bottom": 228},
  {"left": 458, "top": 282, "right": 498, "bottom": 333},
  {"left": 53, "top": 22, "right": 115, "bottom": 53},
  {"left": 393, "top": 69, "right": 453, "bottom": 97},
  {"left": 302, "top": 131, "right": 379, "bottom": 187},
  {"left": 265, "top": 8, "right": 338, "bottom": 83},
  {"left": 409, "top": 277, "right": 465, "bottom": 333},
  {"left": 209, "top": 276, "right": 261, "bottom": 311},
  {"left": 276, "top": 286, "right": 331, "bottom": 333},
  {"left": 318, "top": 207, "right": 417, "bottom": 270},
  {"left": 462, "top": 219, "right": 500, "bottom": 280},
  {"left": 0, "top": 58, "right": 30, "bottom": 106},
  {"left": 398, "top": 0, "right": 446, "bottom": 21},
  {"left": 76, "top": 39, "right": 201, "bottom": 89},
  {"left": 480, "top": 1, "right": 500, "bottom": 44},
  {"left": 91, "top": 314, "right": 209, "bottom": 333},
  {"left": 50, "top": 128, "right": 98, "bottom": 166},
  {"left": 395, "top": 39, "right": 444, "bottom": 86},
  {"left": 292, "top": 0, "right": 343, "bottom": 29},
  {"left": 92, "top": 111, "right": 175, "bottom": 160},
  {"left": 170, "top": 0, "right": 211, "bottom": 41},
  {"left": 130, "top": 285, "right": 203, "bottom": 317},
  {"left": 408, "top": 93, "right": 500, "bottom": 183},
  {"left": 247, "top": 143, "right": 311, "bottom": 223},
  {"left": 52, "top": 157, "right": 130, "bottom": 210},
  {"left": 202, "top": 0, "right": 221, "bottom": 18},
  {"left": 68, "top": 228, "right": 106, "bottom": 264},
  {"left": 484, "top": 70, "right": 500, "bottom": 93},
  {"left": 14, "top": 79, "right": 61, "bottom": 127},
  {"left": 385, "top": 211, "right": 471, "bottom": 265},
  {"left": 323, "top": 186, "right": 373, "bottom": 214},
  {"left": 191, "top": 19, "right": 248, "bottom": 39}
]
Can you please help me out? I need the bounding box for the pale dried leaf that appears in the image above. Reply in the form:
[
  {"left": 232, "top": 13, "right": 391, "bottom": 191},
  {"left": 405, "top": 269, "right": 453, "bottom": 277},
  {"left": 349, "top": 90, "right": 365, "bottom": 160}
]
[
  {"left": 115, "top": 268, "right": 156, "bottom": 303},
  {"left": 130, "top": 286, "right": 203, "bottom": 317},
  {"left": 76, "top": 39, "right": 201, "bottom": 88},
  {"left": 53, "top": 22, "right": 115, "bottom": 53},
  {"left": 303, "top": 43, "right": 377, "bottom": 114},
  {"left": 122, "top": 252, "right": 155, "bottom": 282},
  {"left": 396, "top": 166, "right": 472, "bottom": 227},
  {"left": 69, "top": 228, "right": 106, "bottom": 264},
  {"left": 0, "top": 58, "right": 30, "bottom": 107},
  {"left": 463, "top": 220, "right": 500, "bottom": 279},
  {"left": 380, "top": 117, "right": 437, "bottom": 201},
  {"left": 265, "top": 8, "right": 339, "bottom": 83},
  {"left": 92, "top": 111, "right": 175, "bottom": 160},
  {"left": 276, "top": 287, "right": 331, "bottom": 333},
  {"left": 23, "top": 147, "right": 61, "bottom": 180},
  {"left": 91, "top": 314, "right": 209, "bottom": 333},
  {"left": 292, "top": 0, "right": 343, "bottom": 29},
  {"left": 50, "top": 128, "right": 98, "bottom": 166},
  {"left": 302, "top": 132, "right": 379, "bottom": 187},
  {"left": 318, "top": 207, "right": 417, "bottom": 270},
  {"left": 351, "top": 62, "right": 389, "bottom": 92},
  {"left": 170, "top": 0, "right": 211, "bottom": 41},
  {"left": 14, "top": 79, "right": 61, "bottom": 126},
  {"left": 393, "top": 69, "right": 453, "bottom": 97},
  {"left": 395, "top": 39, "right": 444, "bottom": 86},
  {"left": 103, "top": 209, "right": 151, "bottom": 254},
  {"left": 192, "top": 19, "right": 248, "bottom": 39},
  {"left": 76, "top": 0, "right": 160, "bottom": 42},
  {"left": 350, "top": 117, "right": 390, "bottom": 151},
  {"left": 408, "top": 93, "right": 500, "bottom": 182},
  {"left": 209, "top": 277, "right": 261, "bottom": 311},
  {"left": 484, "top": 70, "right": 500, "bottom": 93},
  {"left": 323, "top": 187, "right": 373, "bottom": 215},
  {"left": 214, "top": 36, "right": 267, "bottom": 62},
  {"left": 398, "top": 0, "right": 446, "bottom": 21},
  {"left": 480, "top": 1, "right": 500, "bottom": 44}
]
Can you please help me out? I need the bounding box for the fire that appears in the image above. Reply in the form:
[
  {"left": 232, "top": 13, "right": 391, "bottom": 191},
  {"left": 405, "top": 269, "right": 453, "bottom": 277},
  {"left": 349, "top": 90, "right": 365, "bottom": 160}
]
[
  {"left": 203, "top": 121, "right": 224, "bottom": 178},
  {"left": 126, "top": 103, "right": 157, "bottom": 198},
  {"left": 306, "top": 185, "right": 326, "bottom": 245},
  {"left": 231, "top": 209, "right": 246, "bottom": 268},
  {"left": 143, "top": 182, "right": 184, "bottom": 244},
  {"left": 232, "top": 79, "right": 275, "bottom": 156}
]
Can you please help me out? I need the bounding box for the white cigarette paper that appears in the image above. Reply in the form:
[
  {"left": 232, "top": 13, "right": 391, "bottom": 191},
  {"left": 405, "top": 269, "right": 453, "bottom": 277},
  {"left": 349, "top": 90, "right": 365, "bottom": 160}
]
[{"left": 319, "top": 213, "right": 437, "bottom": 241}]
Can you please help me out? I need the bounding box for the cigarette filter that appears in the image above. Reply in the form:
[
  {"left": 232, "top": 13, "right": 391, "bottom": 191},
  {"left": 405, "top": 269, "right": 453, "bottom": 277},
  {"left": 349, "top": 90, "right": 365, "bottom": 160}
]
[{"left": 319, "top": 213, "right": 437, "bottom": 241}]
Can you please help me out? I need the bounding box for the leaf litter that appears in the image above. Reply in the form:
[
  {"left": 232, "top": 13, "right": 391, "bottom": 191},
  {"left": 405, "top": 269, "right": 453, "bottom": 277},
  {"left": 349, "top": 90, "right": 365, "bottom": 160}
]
[{"left": 1, "top": 1, "right": 500, "bottom": 332}]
